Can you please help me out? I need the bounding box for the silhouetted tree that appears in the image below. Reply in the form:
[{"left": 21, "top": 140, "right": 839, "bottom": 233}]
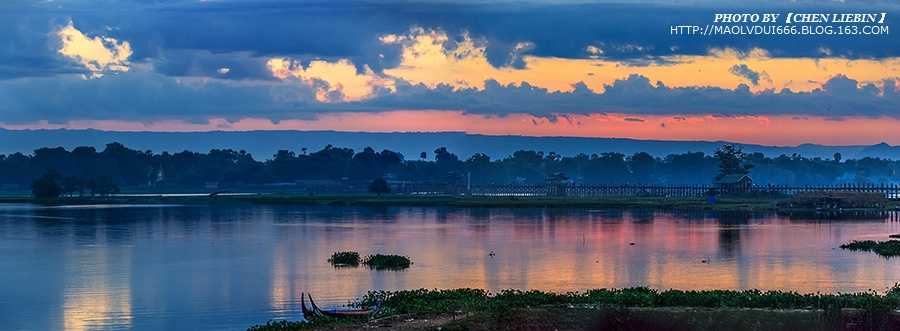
[
  {"left": 4, "top": 141, "right": 900, "bottom": 189},
  {"left": 60, "top": 176, "right": 85, "bottom": 196},
  {"left": 627, "top": 152, "right": 657, "bottom": 183},
  {"left": 368, "top": 178, "right": 390, "bottom": 196},
  {"left": 90, "top": 175, "right": 120, "bottom": 196},
  {"left": 663, "top": 151, "right": 718, "bottom": 184},
  {"left": 714, "top": 144, "right": 754, "bottom": 181},
  {"left": 30, "top": 169, "right": 62, "bottom": 198}
]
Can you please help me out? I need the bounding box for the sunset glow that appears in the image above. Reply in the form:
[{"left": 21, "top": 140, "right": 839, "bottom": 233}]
[{"left": 4, "top": 111, "right": 900, "bottom": 147}]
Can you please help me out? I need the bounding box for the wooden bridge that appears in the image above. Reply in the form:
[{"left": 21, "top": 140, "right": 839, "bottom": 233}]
[{"left": 388, "top": 182, "right": 900, "bottom": 199}]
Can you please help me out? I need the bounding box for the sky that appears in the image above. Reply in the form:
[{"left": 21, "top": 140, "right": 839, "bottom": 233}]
[{"left": 1, "top": 0, "right": 899, "bottom": 147}]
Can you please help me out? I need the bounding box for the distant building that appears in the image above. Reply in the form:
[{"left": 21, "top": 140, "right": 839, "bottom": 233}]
[
  {"left": 545, "top": 173, "right": 570, "bottom": 197},
  {"left": 714, "top": 174, "right": 752, "bottom": 196},
  {"left": 714, "top": 174, "right": 753, "bottom": 188},
  {"left": 156, "top": 167, "right": 165, "bottom": 183}
]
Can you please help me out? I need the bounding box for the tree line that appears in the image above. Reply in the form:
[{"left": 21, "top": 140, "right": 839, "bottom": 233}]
[{"left": 0, "top": 142, "right": 898, "bottom": 191}]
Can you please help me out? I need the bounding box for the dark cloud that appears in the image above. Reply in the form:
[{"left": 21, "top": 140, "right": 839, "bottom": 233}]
[
  {"left": 0, "top": 73, "right": 314, "bottom": 124},
  {"left": 729, "top": 64, "right": 761, "bottom": 86},
  {"left": 152, "top": 50, "right": 274, "bottom": 80},
  {"left": 4, "top": 0, "right": 897, "bottom": 81},
  {"left": 2, "top": 71, "right": 897, "bottom": 124},
  {"left": 821, "top": 74, "right": 860, "bottom": 94},
  {"left": 362, "top": 74, "right": 900, "bottom": 118}
]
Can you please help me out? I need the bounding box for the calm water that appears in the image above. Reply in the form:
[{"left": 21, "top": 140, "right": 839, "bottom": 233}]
[{"left": 2, "top": 203, "right": 900, "bottom": 330}]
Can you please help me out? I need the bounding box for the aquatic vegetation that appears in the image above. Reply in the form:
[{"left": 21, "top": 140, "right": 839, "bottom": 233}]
[
  {"left": 360, "top": 286, "right": 900, "bottom": 314},
  {"left": 362, "top": 254, "right": 412, "bottom": 270},
  {"left": 249, "top": 286, "right": 900, "bottom": 331},
  {"left": 327, "top": 251, "right": 412, "bottom": 269},
  {"left": 841, "top": 240, "right": 900, "bottom": 257},
  {"left": 327, "top": 251, "right": 360, "bottom": 266}
]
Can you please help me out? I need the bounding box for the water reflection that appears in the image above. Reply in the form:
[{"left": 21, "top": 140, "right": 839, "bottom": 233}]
[
  {"left": 4, "top": 204, "right": 900, "bottom": 330},
  {"left": 64, "top": 245, "right": 132, "bottom": 331},
  {"left": 779, "top": 210, "right": 894, "bottom": 221}
]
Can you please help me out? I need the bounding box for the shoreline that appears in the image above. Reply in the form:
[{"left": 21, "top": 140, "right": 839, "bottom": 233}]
[
  {"left": 248, "top": 287, "right": 900, "bottom": 331},
  {"left": 2, "top": 194, "right": 898, "bottom": 212}
]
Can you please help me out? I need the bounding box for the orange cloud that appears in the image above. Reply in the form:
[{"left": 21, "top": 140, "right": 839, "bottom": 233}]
[
  {"left": 379, "top": 27, "right": 898, "bottom": 96},
  {"left": 267, "top": 57, "right": 389, "bottom": 102},
  {"left": 57, "top": 21, "right": 132, "bottom": 79}
]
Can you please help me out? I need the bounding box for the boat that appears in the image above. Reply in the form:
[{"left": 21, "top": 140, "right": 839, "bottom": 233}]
[
  {"left": 300, "top": 292, "right": 318, "bottom": 320},
  {"left": 301, "top": 292, "right": 379, "bottom": 318}
]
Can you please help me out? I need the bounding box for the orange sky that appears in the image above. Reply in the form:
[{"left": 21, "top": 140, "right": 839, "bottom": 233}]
[{"left": 5, "top": 111, "right": 900, "bottom": 146}]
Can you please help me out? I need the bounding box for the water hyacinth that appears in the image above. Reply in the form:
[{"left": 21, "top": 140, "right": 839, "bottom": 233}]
[
  {"left": 250, "top": 286, "right": 900, "bottom": 330},
  {"left": 362, "top": 254, "right": 412, "bottom": 270},
  {"left": 841, "top": 240, "right": 900, "bottom": 257},
  {"left": 327, "top": 251, "right": 360, "bottom": 266},
  {"left": 327, "top": 251, "right": 412, "bottom": 269},
  {"left": 360, "top": 286, "right": 900, "bottom": 314}
]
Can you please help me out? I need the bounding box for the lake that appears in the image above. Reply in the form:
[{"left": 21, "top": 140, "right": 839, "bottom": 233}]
[{"left": 1, "top": 202, "right": 899, "bottom": 330}]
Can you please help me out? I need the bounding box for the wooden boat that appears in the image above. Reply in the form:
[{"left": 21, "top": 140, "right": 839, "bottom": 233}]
[
  {"left": 300, "top": 292, "right": 318, "bottom": 320},
  {"left": 302, "top": 292, "right": 379, "bottom": 318}
]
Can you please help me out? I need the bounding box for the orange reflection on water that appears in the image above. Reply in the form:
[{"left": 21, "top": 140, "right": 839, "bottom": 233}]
[
  {"left": 268, "top": 208, "right": 900, "bottom": 312},
  {"left": 63, "top": 244, "right": 132, "bottom": 331}
]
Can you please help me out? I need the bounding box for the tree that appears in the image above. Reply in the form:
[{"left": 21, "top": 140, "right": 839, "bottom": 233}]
[
  {"left": 834, "top": 152, "right": 842, "bottom": 163},
  {"left": 714, "top": 144, "right": 754, "bottom": 181},
  {"left": 663, "top": 151, "right": 718, "bottom": 184},
  {"left": 60, "top": 176, "right": 85, "bottom": 196},
  {"left": 627, "top": 152, "right": 657, "bottom": 183},
  {"left": 30, "top": 169, "right": 62, "bottom": 198},
  {"left": 368, "top": 178, "right": 390, "bottom": 196},
  {"left": 90, "top": 175, "right": 120, "bottom": 196}
]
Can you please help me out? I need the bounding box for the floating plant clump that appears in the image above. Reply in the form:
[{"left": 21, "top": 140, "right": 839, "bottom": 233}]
[
  {"left": 362, "top": 254, "right": 412, "bottom": 270},
  {"left": 841, "top": 240, "right": 900, "bottom": 257},
  {"left": 327, "top": 251, "right": 360, "bottom": 266},
  {"left": 327, "top": 251, "right": 412, "bottom": 269}
]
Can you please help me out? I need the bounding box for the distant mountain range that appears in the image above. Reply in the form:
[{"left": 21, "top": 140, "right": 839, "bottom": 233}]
[{"left": 1, "top": 128, "right": 898, "bottom": 161}]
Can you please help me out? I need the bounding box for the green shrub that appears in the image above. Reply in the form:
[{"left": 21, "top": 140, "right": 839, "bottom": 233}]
[
  {"left": 362, "top": 254, "right": 412, "bottom": 270},
  {"left": 327, "top": 251, "right": 360, "bottom": 266},
  {"left": 841, "top": 240, "right": 900, "bottom": 257}
]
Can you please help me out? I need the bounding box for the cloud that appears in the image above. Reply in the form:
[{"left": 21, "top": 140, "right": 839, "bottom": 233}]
[
  {"left": 2, "top": 0, "right": 900, "bottom": 129},
  {"left": 56, "top": 20, "right": 132, "bottom": 79},
  {"left": 267, "top": 57, "right": 390, "bottom": 102},
  {"left": 728, "top": 64, "right": 761, "bottom": 86},
  {"left": 15, "top": 1, "right": 895, "bottom": 79},
  {"left": 357, "top": 74, "right": 900, "bottom": 119},
  {"left": 3, "top": 0, "right": 898, "bottom": 85},
  {"left": 821, "top": 74, "right": 859, "bottom": 94},
  {"left": 0, "top": 72, "right": 312, "bottom": 124},
  {"left": 3, "top": 71, "right": 897, "bottom": 125},
  {"left": 151, "top": 50, "right": 273, "bottom": 80}
]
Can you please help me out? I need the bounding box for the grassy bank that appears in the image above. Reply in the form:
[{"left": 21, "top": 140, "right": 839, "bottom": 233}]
[
  {"left": 236, "top": 194, "right": 787, "bottom": 211},
  {"left": 4, "top": 193, "right": 898, "bottom": 212},
  {"left": 248, "top": 287, "right": 900, "bottom": 331}
]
